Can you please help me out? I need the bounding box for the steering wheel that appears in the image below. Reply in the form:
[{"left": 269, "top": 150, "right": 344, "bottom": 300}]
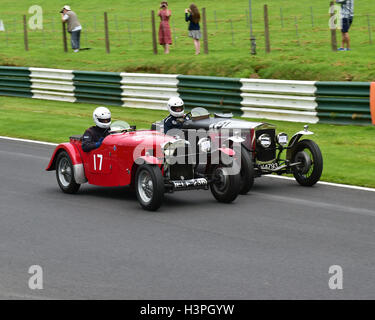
[{"left": 184, "top": 112, "right": 192, "bottom": 121}]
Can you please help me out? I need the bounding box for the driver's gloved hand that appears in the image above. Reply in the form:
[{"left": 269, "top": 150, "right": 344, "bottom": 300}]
[{"left": 95, "top": 137, "right": 104, "bottom": 148}]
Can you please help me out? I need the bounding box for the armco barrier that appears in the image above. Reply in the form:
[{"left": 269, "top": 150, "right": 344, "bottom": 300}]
[
  {"left": 178, "top": 75, "right": 243, "bottom": 116},
  {"left": 30, "top": 68, "right": 75, "bottom": 103},
  {"left": 0, "top": 66, "right": 373, "bottom": 126},
  {"left": 240, "top": 79, "right": 318, "bottom": 123},
  {"left": 73, "top": 71, "right": 122, "bottom": 106},
  {"left": 0, "top": 66, "right": 32, "bottom": 98},
  {"left": 120, "top": 73, "right": 179, "bottom": 110},
  {"left": 316, "top": 82, "right": 372, "bottom": 125}
]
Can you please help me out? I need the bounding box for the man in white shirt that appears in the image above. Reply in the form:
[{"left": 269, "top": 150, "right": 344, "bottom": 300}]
[
  {"left": 335, "top": 0, "right": 354, "bottom": 51},
  {"left": 60, "top": 5, "right": 82, "bottom": 53}
]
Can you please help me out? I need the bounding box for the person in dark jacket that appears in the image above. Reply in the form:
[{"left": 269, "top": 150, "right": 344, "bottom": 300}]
[
  {"left": 163, "top": 97, "right": 185, "bottom": 134},
  {"left": 82, "top": 107, "right": 111, "bottom": 152},
  {"left": 185, "top": 4, "right": 201, "bottom": 55}
]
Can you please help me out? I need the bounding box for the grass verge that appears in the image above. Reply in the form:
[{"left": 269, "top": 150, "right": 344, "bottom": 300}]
[
  {"left": 1, "top": 96, "right": 374, "bottom": 188},
  {"left": 0, "top": 0, "right": 374, "bottom": 80}
]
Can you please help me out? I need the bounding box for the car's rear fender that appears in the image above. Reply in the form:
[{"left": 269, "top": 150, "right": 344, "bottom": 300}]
[{"left": 46, "top": 143, "right": 87, "bottom": 184}]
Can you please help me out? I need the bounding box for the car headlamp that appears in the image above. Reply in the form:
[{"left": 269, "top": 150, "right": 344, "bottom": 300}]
[
  {"left": 258, "top": 134, "right": 272, "bottom": 148},
  {"left": 198, "top": 137, "right": 211, "bottom": 153},
  {"left": 277, "top": 133, "right": 288, "bottom": 147}
]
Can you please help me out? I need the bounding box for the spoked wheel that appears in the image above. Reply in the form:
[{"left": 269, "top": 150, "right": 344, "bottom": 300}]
[
  {"left": 292, "top": 139, "right": 323, "bottom": 186},
  {"left": 210, "top": 164, "right": 241, "bottom": 203},
  {"left": 239, "top": 146, "right": 255, "bottom": 194},
  {"left": 135, "top": 164, "right": 164, "bottom": 211},
  {"left": 56, "top": 151, "right": 80, "bottom": 194}
]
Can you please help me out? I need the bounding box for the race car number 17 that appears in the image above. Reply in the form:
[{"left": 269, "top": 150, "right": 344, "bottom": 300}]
[{"left": 93, "top": 154, "right": 103, "bottom": 171}]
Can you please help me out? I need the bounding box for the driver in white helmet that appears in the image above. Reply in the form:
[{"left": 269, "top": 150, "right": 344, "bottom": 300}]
[
  {"left": 163, "top": 97, "right": 186, "bottom": 134},
  {"left": 82, "top": 107, "right": 111, "bottom": 152}
]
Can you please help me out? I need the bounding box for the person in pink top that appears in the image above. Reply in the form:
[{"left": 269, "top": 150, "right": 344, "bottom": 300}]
[{"left": 158, "top": 1, "right": 172, "bottom": 54}]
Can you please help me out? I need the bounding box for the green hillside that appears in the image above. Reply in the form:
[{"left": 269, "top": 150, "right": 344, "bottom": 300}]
[{"left": 0, "top": 0, "right": 374, "bottom": 80}]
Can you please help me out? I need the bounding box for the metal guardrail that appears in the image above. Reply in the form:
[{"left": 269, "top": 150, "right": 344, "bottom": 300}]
[
  {"left": 316, "top": 82, "right": 372, "bottom": 125},
  {"left": 0, "top": 66, "right": 31, "bottom": 98},
  {"left": 0, "top": 66, "right": 373, "bottom": 126},
  {"left": 240, "top": 79, "right": 318, "bottom": 123},
  {"left": 120, "top": 73, "right": 179, "bottom": 110},
  {"left": 178, "top": 75, "right": 243, "bottom": 116},
  {"left": 73, "top": 70, "right": 122, "bottom": 106},
  {"left": 30, "top": 67, "right": 76, "bottom": 103}
]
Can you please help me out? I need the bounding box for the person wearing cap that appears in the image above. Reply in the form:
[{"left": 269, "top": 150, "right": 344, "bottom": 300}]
[{"left": 61, "top": 5, "right": 82, "bottom": 53}]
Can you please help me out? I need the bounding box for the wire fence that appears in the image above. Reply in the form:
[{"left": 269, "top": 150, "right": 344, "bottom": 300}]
[{"left": 0, "top": 9, "right": 373, "bottom": 53}]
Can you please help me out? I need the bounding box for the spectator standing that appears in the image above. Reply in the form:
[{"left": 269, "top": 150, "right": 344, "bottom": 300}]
[
  {"left": 60, "top": 5, "right": 82, "bottom": 53},
  {"left": 158, "top": 1, "right": 172, "bottom": 54},
  {"left": 185, "top": 4, "right": 201, "bottom": 55},
  {"left": 336, "top": 0, "right": 354, "bottom": 51}
]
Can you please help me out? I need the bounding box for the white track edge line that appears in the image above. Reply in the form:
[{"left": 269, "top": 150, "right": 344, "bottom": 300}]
[
  {"left": 0, "top": 136, "right": 58, "bottom": 146},
  {"left": 1, "top": 135, "right": 374, "bottom": 193},
  {"left": 265, "top": 174, "right": 375, "bottom": 192}
]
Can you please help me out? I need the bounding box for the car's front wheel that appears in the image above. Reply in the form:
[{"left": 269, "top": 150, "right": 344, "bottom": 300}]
[
  {"left": 56, "top": 151, "right": 81, "bottom": 194},
  {"left": 239, "top": 146, "right": 255, "bottom": 194},
  {"left": 292, "top": 139, "right": 323, "bottom": 186},
  {"left": 210, "top": 164, "right": 241, "bottom": 203},
  {"left": 135, "top": 164, "right": 165, "bottom": 211}
]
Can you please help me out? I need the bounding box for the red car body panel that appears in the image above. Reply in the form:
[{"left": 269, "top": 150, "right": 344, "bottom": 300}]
[{"left": 47, "top": 130, "right": 173, "bottom": 187}]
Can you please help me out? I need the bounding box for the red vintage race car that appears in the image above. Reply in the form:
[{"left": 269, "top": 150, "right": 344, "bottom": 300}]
[{"left": 46, "top": 121, "right": 241, "bottom": 211}]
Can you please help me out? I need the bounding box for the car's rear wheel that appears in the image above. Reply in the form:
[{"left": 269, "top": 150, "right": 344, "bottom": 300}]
[
  {"left": 135, "top": 164, "right": 164, "bottom": 211},
  {"left": 210, "top": 164, "right": 241, "bottom": 203},
  {"left": 239, "top": 146, "right": 255, "bottom": 194},
  {"left": 292, "top": 139, "right": 323, "bottom": 187},
  {"left": 56, "top": 151, "right": 81, "bottom": 194}
]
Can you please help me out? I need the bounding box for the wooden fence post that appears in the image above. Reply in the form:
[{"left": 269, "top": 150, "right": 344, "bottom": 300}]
[
  {"left": 249, "top": 0, "right": 256, "bottom": 55},
  {"left": 23, "top": 15, "right": 29, "bottom": 51},
  {"left": 264, "top": 4, "right": 271, "bottom": 53},
  {"left": 202, "top": 7, "right": 209, "bottom": 54},
  {"left": 62, "top": 21, "right": 68, "bottom": 52},
  {"left": 151, "top": 10, "right": 158, "bottom": 54},
  {"left": 329, "top": 2, "right": 337, "bottom": 51},
  {"left": 104, "top": 12, "right": 110, "bottom": 53}
]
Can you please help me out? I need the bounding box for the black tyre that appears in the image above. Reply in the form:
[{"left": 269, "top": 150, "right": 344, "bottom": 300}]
[
  {"left": 210, "top": 164, "right": 241, "bottom": 203},
  {"left": 135, "top": 164, "right": 165, "bottom": 211},
  {"left": 239, "top": 146, "right": 255, "bottom": 194},
  {"left": 55, "top": 151, "right": 81, "bottom": 194},
  {"left": 292, "top": 139, "right": 323, "bottom": 187}
]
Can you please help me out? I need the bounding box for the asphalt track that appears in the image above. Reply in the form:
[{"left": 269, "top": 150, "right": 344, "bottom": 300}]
[{"left": 1, "top": 138, "right": 375, "bottom": 300}]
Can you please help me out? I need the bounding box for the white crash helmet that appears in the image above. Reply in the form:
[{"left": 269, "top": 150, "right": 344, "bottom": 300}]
[
  {"left": 167, "top": 97, "right": 185, "bottom": 118},
  {"left": 93, "top": 106, "right": 112, "bottom": 129}
]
